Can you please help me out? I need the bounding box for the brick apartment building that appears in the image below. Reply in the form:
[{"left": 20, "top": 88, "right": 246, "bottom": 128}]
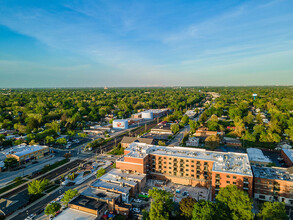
[
  {"left": 116, "top": 142, "right": 253, "bottom": 199},
  {"left": 252, "top": 166, "right": 293, "bottom": 206},
  {"left": 281, "top": 149, "right": 293, "bottom": 167}
]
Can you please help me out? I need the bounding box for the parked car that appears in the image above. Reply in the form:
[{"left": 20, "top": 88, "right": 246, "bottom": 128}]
[
  {"left": 133, "top": 208, "right": 140, "bottom": 213},
  {"left": 133, "top": 199, "right": 142, "bottom": 203}
]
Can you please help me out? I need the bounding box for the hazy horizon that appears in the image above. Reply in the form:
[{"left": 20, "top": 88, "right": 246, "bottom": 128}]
[{"left": 1, "top": 0, "right": 293, "bottom": 87}]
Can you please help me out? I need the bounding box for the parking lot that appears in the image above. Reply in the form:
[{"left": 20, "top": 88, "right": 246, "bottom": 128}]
[{"left": 144, "top": 179, "right": 211, "bottom": 203}]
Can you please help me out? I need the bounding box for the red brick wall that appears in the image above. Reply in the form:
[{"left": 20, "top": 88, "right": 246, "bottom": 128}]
[
  {"left": 211, "top": 172, "right": 253, "bottom": 199},
  {"left": 281, "top": 150, "right": 293, "bottom": 167}
]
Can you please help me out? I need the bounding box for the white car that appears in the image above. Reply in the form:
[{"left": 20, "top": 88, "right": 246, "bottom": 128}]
[
  {"left": 133, "top": 208, "right": 140, "bottom": 213},
  {"left": 133, "top": 199, "right": 142, "bottom": 203}
]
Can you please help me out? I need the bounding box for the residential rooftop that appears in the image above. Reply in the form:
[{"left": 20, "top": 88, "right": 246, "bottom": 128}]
[
  {"left": 252, "top": 166, "right": 293, "bottom": 181},
  {"left": 282, "top": 149, "right": 293, "bottom": 163},
  {"left": 119, "top": 142, "right": 252, "bottom": 176},
  {"left": 246, "top": 148, "right": 272, "bottom": 164}
]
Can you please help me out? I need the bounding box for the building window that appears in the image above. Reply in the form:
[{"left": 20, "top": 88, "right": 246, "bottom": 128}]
[
  {"left": 186, "top": 174, "right": 189, "bottom": 176},
  {"left": 169, "top": 167, "right": 171, "bottom": 169},
  {"left": 233, "top": 176, "right": 237, "bottom": 179},
  {"left": 227, "top": 181, "right": 230, "bottom": 184},
  {"left": 164, "top": 166, "right": 166, "bottom": 168},
  {"left": 164, "top": 157, "right": 166, "bottom": 159},
  {"left": 196, "top": 175, "right": 200, "bottom": 178},
  {"left": 204, "top": 162, "right": 208, "bottom": 165},
  {"left": 191, "top": 174, "right": 194, "bottom": 177},
  {"left": 233, "top": 182, "right": 236, "bottom": 185},
  {"left": 191, "top": 160, "right": 194, "bottom": 163},
  {"left": 259, "top": 195, "right": 266, "bottom": 200},
  {"left": 186, "top": 165, "right": 189, "bottom": 167},
  {"left": 191, "top": 165, "right": 194, "bottom": 167},
  {"left": 186, "top": 169, "right": 189, "bottom": 172},
  {"left": 226, "top": 175, "right": 230, "bottom": 178},
  {"left": 191, "top": 170, "right": 194, "bottom": 172}
]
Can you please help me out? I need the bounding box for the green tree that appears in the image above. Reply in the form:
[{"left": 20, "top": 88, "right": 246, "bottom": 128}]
[
  {"left": 205, "top": 135, "right": 220, "bottom": 149},
  {"left": 28, "top": 179, "right": 50, "bottom": 195},
  {"left": 45, "top": 202, "right": 61, "bottom": 216},
  {"left": 171, "top": 123, "right": 180, "bottom": 134},
  {"left": 192, "top": 200, "right": 217, "bottom": 220},
  {"left": 257, "top": 202, "right": 288, "bottom": 220},
  {"left": 45, "top": 136, "right": 55, "bottom": 145},
  {"left": 148, "top": 188, "right": 174, "bottom": 220},
  {"left": 96, "top": 168, "right": 106, "bottom": 178},
  {"left": 4, "top": 157, "right": 18, "bottom": 169},
  {"left": 56, "top": 137, "right": 67, "bottom": 145},
  {"left": 216, "top": 185, "right": 253, "bottom": 220},
  {"left": 61, "top": 189, "right": 79, "bottom": 206},
  {"left": 158, "top": 140, "right": 166, "bottom": 146},
  {"left": 179, "top": 197, "right": 196, "bottom": 219},
  {"left": 64, "top": 153, "right": 72, "bottom": 159}
]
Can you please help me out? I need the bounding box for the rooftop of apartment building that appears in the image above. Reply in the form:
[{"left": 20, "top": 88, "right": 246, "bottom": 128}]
[
  {"left": 3, "top": 144, "right": 48, "bottom": 157},
  {"left": 91, "top": 179, "right": 132, "bottom": 194},
  {"left": 246, "top": 148, "right": 272, "bottom": 163},
  {"left": 252, "top": 166, "right": 293, "bottom": 181},
  {"left": 282, "top": 149, "right": 293, "bottom": 162},
  {"left": 119, "top": 142, "right": 252, "bottom": 176}
]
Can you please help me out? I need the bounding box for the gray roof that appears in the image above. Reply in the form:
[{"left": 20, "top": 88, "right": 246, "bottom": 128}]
[
  {"left": 252, "top": 166, "right": 293, "bottom": 181},
  {"left": 121, "top": 136, "right": 154, "bottom": 145},
  {"left": 91, "top": 179, "right": 131, "bottom": 194}
]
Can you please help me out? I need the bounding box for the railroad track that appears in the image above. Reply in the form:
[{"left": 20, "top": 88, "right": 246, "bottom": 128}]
[{"left": 1, "top": 159, "right": 83, "bottom": 199}]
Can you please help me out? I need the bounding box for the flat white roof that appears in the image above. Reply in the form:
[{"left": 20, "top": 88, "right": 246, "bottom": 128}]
[
  {"left": 54, "top": 208, "right": 96, "bottom": 220},
  {"left": 282, "top": 149, "right": 293, "bottom": 162},
  {"left": 113, "top": 119, "right": 128, "bottom": 122},
  {"left": 246, "top": 148, "right": 272, "bottom": 163},
  {"left": 4, "top": 145, "right": 48, "bottom": 157},
  {"left": 119, "top": 142, "right": 253, "bottom": 176}
]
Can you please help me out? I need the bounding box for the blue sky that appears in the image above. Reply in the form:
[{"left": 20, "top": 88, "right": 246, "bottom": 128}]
[{"left": 0, "top": 0, "right": 293, "bottom": 87}]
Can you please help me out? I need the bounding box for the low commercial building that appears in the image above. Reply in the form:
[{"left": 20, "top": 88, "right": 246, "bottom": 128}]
[
  {"left": 186, "top": 137, "right": 199, "bottom": 147},
  {"left": 150, "top": 122, "right": 173, "bottom": 135},
  {"left": 68, "top": 195, "right": 107, "bottom": 219},
  {"left": 194, "top": 127, "right": 224, "bottom": 139},
  {"left": 113, "top": 119, "right": 129, "bottom": 129},
  {"left": 222, "top": 137, "right": 242, "bottom": 147},
  {"left": 252, "top": 166, "right": 293, "bottom": 206},
  {"left": 120, "top": 136, "right": 154, "bottom": 148},
  {"left": 281, "top": 149, "right": 293, "bottom": 167},
  {"left": 99, "top": 169, "right": 147, "bottom": 196},
  {"left": 247, "top": 148, "right": 272, "bottom": 167},
  {"left": 116, "top": 142, "right": 253, "bottom": 199},
  {"left": 132, "top": 109, "right": 169, "bottom": 119},
  {"left": 6, "top": 145, "right": 49, "bottom": 164},
  {"left": 82, "top": 186, "right": 131, "bottom": 216},
  {"left": 91, "top": 179, "right": 131, "bottom": 203}
]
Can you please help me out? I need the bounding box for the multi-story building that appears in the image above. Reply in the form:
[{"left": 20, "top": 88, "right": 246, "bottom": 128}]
[
  {"left": 252, "top": 166, "right": 293, "bottom": 206},
  {"left": 281, "top": 149, "right": 293, "bottom": 167},
  {"left": 116, "top": 142, "right": 253, "bottom": 199},
  {"left": 247, "top": 148, "right": 272, "bottom": 167}
]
